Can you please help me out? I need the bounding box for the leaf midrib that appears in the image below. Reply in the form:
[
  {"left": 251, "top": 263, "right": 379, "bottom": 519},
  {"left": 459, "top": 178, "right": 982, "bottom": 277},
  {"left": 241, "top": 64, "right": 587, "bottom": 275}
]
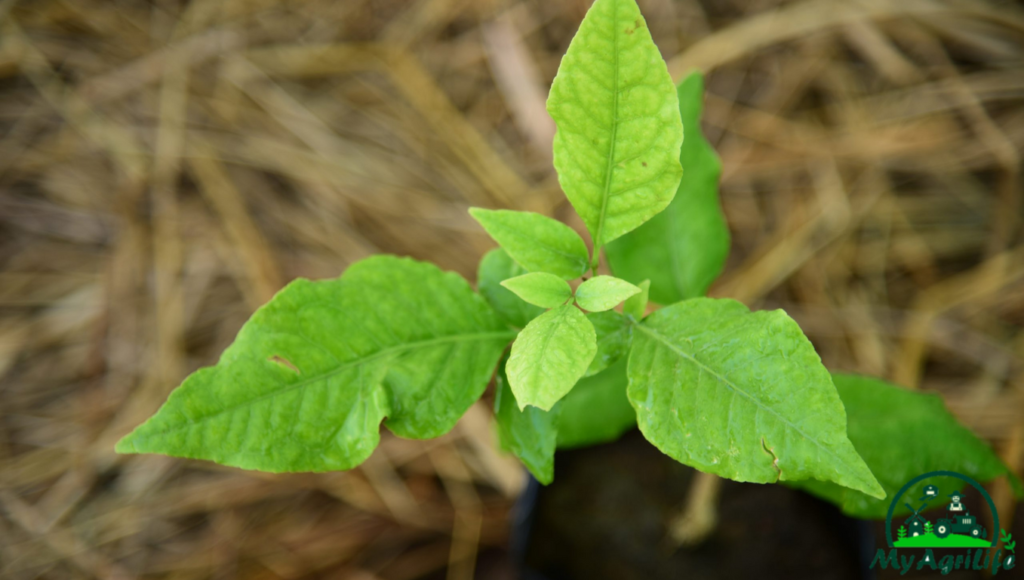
[
  {"left": 632, "top": 322, "right": 857, "bottom": 479},
  {"left": 592, "top": 0, "right": 621, "bottom": 251},
  {"left": 129, "top": 330, "right": 518, "bottom": 441},
  {"left": 523, "top": 305, "right": 571, "bottom": 407}
]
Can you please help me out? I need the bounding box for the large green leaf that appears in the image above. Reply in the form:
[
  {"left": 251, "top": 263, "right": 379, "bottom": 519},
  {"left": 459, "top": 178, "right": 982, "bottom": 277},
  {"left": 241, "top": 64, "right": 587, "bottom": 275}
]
[
  {"left": 501, "top": 272, "right": 573, "bottom": 309},
  {"left": 585, "top": 310, "right": 631, "bottom": 377},
  {"left": 507, "top": 304, "right": 596, "bottom": 411},
  {"left": 790, "top": 373, "right": 1024, "bottom": 519},
  {"left": 117, "top": 256, "right": 514, "bottom": 472},
  {"left": 606, "top": 72, "right": 729, "bottom": 304},
  {"left": 547, "top": 0, "right": 683, "bottom": 250},
  {"left": 477, "top": 248, "right": 545, "bottom": 329},
  {"left": 494, "top": 359, "right": 561, "bottom": 484},
  {"left": 627, "top": 298, "right": 884, "bottom": 498},
  {"left": 557, "top": 358, "right": 636, "bottom": 449},
  {"left": 574, "top": 275, "right": 641, "bottom": 312},
  {"left": 469, "top": 208, "right": 590, "bottom": 279}
]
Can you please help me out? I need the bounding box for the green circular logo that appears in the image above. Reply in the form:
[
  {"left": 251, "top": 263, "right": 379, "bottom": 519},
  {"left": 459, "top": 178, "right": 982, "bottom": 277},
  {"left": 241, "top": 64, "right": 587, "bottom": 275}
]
[{"left": 885, "top": 470, "right": 999, "bottom": 549}]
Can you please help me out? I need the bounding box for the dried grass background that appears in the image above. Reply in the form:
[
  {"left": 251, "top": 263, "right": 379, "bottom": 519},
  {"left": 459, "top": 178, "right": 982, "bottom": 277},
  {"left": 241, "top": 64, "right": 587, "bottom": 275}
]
[{"left": 2, "top": 0, "right": 1024, "bottom": 578}]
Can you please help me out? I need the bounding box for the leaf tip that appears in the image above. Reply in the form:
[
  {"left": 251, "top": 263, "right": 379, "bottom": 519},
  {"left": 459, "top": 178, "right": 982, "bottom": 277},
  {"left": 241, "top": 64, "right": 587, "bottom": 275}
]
[{"left": 114, "top": 434, "right": 138, "bottom": 454}]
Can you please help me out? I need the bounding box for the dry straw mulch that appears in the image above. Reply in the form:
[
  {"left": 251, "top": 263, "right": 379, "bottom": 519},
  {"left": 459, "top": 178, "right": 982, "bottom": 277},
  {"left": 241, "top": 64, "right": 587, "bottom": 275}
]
[{"left": 1, "top": 0, "right": 1023, "bottom": 578}]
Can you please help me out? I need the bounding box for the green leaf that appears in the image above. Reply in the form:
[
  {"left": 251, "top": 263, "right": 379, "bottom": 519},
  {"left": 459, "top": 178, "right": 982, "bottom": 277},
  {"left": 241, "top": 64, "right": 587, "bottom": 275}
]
[
  {"left": 622, "top": 279, "right": 649, "bottom": 320},
  {"left": 574, "top": 275, "right": 641, "bottom": 312},
  {"left": 116, "top": 256, "right": 514, "bottom": 472},
  {"left": 547, "top": 0, "right": 684, "bottom": 249},
  {"left": 586, "top": 310, "right": 631, "bottom": 377},
  {"left": 477, "top": 248, "right": 545, "bottom": 329},
  {"left": 507, "top": 303, "right": 597, "bottom": 411},
  {"left": 627, "top": 298, "right": 884, "bottom": 499},
  {"left": 469, "top": 208, "right": 590, "bottom": 280},
  {"left": 606, "top": 72, "right": 730, "bottom": 304},
  {"left": 501, "top": 272, "right": 573, "bottom": 309},
  {"left": 494, "top": 358, "right": 561, "bottom": 484},
  {"left": 789, "top": 373, "right": 1024, "bottom": 519},
  {"left": 557, "top": 358, "right": 636, "bottom": 449}
]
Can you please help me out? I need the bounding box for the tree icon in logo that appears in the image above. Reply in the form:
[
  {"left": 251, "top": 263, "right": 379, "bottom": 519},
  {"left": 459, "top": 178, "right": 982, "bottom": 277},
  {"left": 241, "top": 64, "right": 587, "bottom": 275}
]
[{"left": 886, "top": 471, "right": 997, "bottom": 549}]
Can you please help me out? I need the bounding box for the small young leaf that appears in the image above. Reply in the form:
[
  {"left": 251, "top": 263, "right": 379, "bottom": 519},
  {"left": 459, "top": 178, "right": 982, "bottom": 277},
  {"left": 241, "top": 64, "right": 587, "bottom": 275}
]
[
  {"left": 501, "top": 272, "right": 573, "bottom": 309},
  {"left": 557, "top": 358, "right": 636, "bottom": 449},
  {"left": 789, "top": 373, "right": 1024, "bottom": 519},
  {"left": 469, "top": 208, "right": 590, "bottom": 280},
  {"left": 494, "top": 358, "right": 561, "bottom": 484},
  {"left": 606, "top": 72, "right": 730, "bottom": 304},
  {"left": 628, "top": 298, "right": 884, "bottom": 499},
  {"left": 116, "top": 256, "right": 513, "bottom": 472},
  {"left": 507, "top": 303, "right": 597, "bottom": 411},
  {"left": 547, "top": 0, "right": 684, "bottom": 249},
  {"left": 622, "top": 279, "right": 650, "bottom": 320},
  {"left": 586, "top": 310, "right": 631, "bottom": 377},
  {"left": 574, "top": 275, "right": 641, "bottom": 312},
  {"left": 477, "top": 248, "right": 544, "bottom": 328}
]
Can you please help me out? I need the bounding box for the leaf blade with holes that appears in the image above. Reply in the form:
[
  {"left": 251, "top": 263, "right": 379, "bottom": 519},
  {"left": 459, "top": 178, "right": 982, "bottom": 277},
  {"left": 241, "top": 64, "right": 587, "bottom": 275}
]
[
  {"left": 607, "top": 72, "right": 729, "bottom": 304},
  {"left": 789, "top": 373, "right": 1023, "bottom": 518},
  {"left": 501, "top": 272, "right": 573, "bottom": 309},
  {"left": 507, "top": 303, "right": 596, "bottom": 411},
  {"left": 627, "top": 298, "right": 884, "bottom": 498},
  {"left": 116, "top": 256, "right": 513, "bottom": 471},
  {"left": 575, "top": 275, "right": 641, "bottom": 312},
  {"left": 547, "top": 0, "right": 684, "bottom": 249},
  {"left": 470, "top": 208, "right": 590, "bottom": 279}
]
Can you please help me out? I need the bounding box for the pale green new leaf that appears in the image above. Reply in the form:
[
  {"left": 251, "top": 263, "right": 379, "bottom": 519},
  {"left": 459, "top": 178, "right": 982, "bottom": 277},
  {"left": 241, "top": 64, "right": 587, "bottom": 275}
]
[
  {"left": 586, "top": 310, "right": 631, "bottom": 377},
  {"left": 469, "top": 208, "right": 589, "bottom": 279},
  {"left": 628, "top": 298, "right": 884, "bottom": 498},
  {"left": 547, "top": 0, "right": 684, "bottom": 249},
  {"left": 117, "top": 256, "right": 514, "bottom": 472},
  {"left": 558, "top": 358, "right": 636, "bottom": 449},
  {"left": 574, "top": 276, "right": 641, "bottom": 312},
  {"left": 494, "top": 359, "right": 561, "bottom": 484},
  {"left": 507, "top": 304, "right": 596, "bottom": 411},
  {"left": 607, "top": 72, "right": 730, "bottom": 304},
  {"left": 477, "top": 248, "right": 544, "bottom": 328},
  {"left": 501, "top": 272, "right": 573, "bottom": 309},
  {"left": 790, "top": 373, "right": 1023, "bottom": 519},
  {"left": 622, "top": 279, "right": 649, "bottom": 320}
]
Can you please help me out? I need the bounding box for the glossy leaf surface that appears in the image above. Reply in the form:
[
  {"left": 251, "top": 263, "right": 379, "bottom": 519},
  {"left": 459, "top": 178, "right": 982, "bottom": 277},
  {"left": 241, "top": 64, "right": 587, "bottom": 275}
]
[
  {"left": 790, "top": 373, "right": 1023, "bottom": 518},
  {"left": 547, "top": 0, "right": 683, "bottom": 248},
  {"left": 477, "top": 248, "right": 545, "bottom": 329},
  {"left": 574, "top": 275, "right": 641, "bottom": 312},
  {"left": 627, "top": 298, "right": 884, "bottom": 498},
  {"left": 494, "top": 360, "right": 561, "bottom": 484},
  {"left": 117, "top": 256, "right": 513, "bottom": 471},
  {"left": 470, "top": 208, "right": 589, "bottom": 279},
  {"left": 501, "top": 272, "right": 573, "bottom": 309},
  {"left": 557, "top": 359, "right": 636, "bottom": 449},
  {"left": 606, "top": 72, "right": 729, "bottom": 304},
  {"left": 507, "top": 303, "right": 596, "bottom": 411}
]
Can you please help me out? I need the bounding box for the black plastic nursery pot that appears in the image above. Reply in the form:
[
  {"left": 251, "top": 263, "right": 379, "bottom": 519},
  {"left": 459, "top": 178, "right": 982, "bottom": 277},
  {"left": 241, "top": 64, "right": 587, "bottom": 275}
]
[{"left": 510, "top": 428, "right": 1024, "bottom": 580}]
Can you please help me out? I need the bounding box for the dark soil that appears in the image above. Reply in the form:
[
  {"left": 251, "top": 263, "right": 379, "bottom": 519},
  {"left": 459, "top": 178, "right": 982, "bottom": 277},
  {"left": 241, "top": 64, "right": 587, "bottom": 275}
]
[{"left": 519, "top": 430, "right": 1023, "bottom": 580}]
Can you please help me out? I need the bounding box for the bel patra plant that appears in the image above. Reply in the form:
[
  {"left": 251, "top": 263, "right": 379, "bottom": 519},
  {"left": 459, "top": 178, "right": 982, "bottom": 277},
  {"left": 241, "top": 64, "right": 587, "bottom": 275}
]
[{"left": 118, "top": 0, "right": 1021, "bottom": 519}]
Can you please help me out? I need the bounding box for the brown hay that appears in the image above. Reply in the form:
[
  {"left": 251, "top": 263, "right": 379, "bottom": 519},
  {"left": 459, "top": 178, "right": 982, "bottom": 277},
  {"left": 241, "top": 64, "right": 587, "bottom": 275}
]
[{"left": 1, "top": 0, "right": 1023, "bottom": 577}]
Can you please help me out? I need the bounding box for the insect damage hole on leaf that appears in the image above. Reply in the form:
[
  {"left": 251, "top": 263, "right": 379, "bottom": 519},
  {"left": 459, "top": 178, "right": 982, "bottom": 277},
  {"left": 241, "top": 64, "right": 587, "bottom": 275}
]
[{"left": 269, "top": 355, "right": 301, "bottom": 374}]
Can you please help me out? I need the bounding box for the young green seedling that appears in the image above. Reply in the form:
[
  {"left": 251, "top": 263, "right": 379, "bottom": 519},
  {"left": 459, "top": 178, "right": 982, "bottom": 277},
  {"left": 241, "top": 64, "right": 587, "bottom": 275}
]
[{"left": 118, "top": 0, "right": 1020, "bottom": 518}]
